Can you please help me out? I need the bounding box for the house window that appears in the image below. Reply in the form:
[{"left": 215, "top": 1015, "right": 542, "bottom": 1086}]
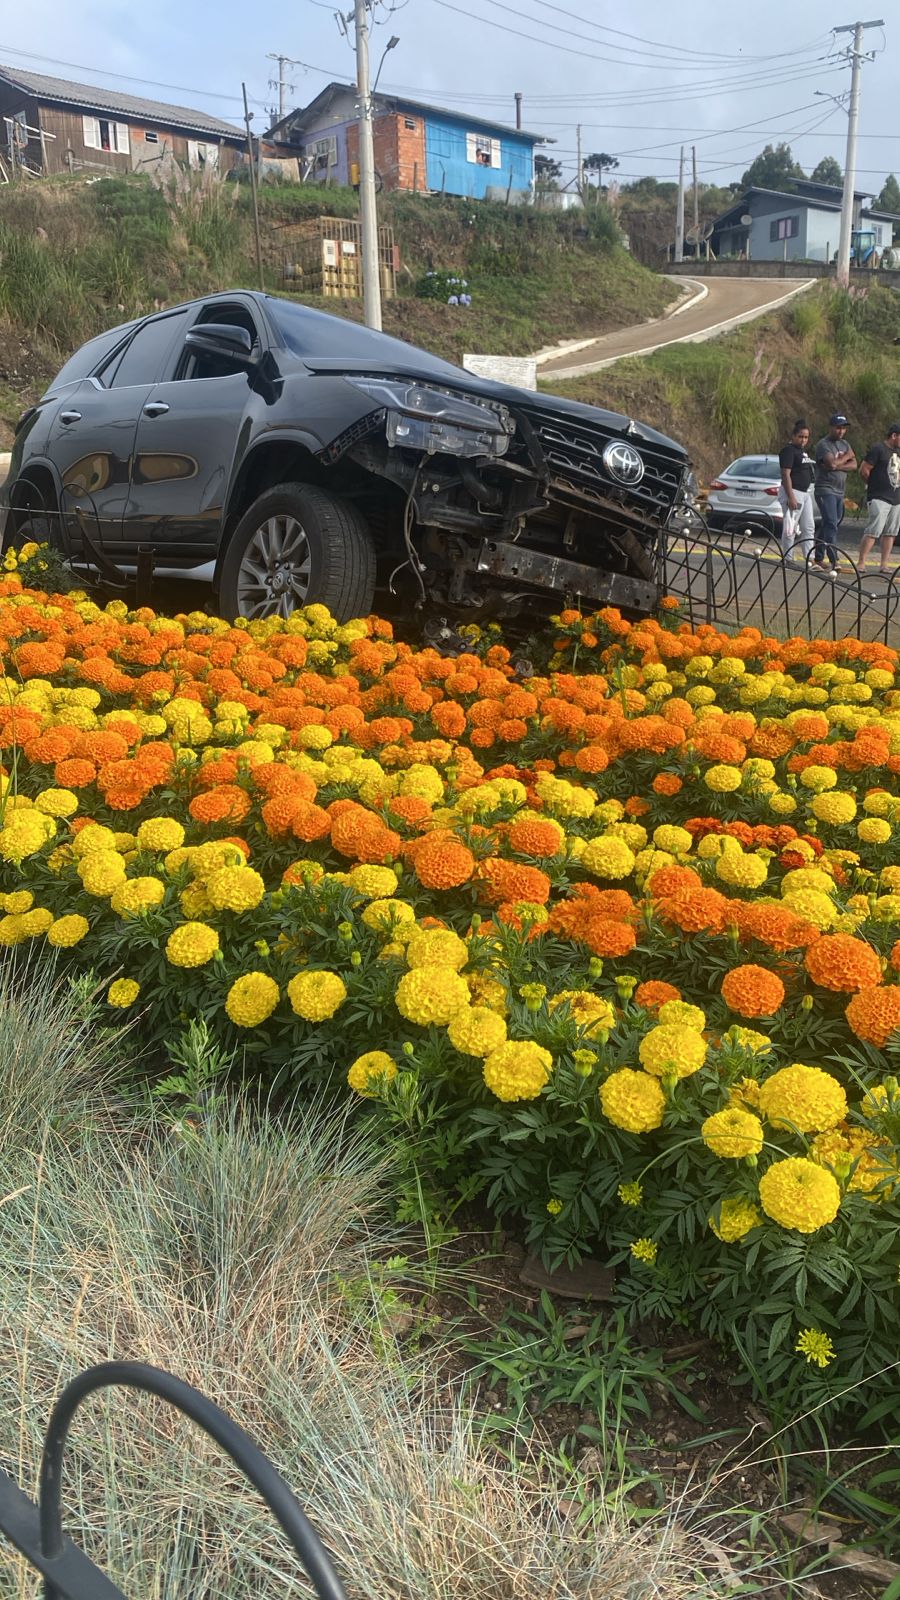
[
  {"left": 187, "top": 140, "right": 220, "bottom": 170},
  {"left": 82, "top": 116, "right": 130, "bottom": 154},
  {"left": 144, "top": 130, "right": 159, "bottom": 145},
  {"left": 465, "top": 132, "right": 501, "bottom": 168},
  {"left": 769, "top": 215, "right": 800, "bottom": 242},
  {"left": 404, "top": 118, "right": 417, "bottom": 130}
]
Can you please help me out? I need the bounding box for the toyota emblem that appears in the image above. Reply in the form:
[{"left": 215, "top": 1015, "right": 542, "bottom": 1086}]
[{"left": 602, "top": 440, "right": 645, "bottom": 485}]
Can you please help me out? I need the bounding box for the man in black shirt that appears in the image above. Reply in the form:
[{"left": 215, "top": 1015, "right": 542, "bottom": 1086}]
[
  {"left": 858, "top": 423, "right": 900, "bottom": 575},
  {"left": 777, "top": 419, "right": 815, "bottom": 563}
]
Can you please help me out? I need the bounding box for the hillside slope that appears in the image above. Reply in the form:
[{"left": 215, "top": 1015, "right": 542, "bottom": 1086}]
[
  {"left": 546, "top": 283, "right": 900, "bottom": 488},
  {"left": 0, "top": 174, "right": 673, "bottom": 442}
]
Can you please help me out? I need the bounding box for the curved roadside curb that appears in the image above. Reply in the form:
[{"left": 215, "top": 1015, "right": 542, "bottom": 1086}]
[
  {"left": 543, "top": 278, "right": 815, "bottom": 382},
  {"left": 531, "top": 275, "right": 708, "bottom": 369}
]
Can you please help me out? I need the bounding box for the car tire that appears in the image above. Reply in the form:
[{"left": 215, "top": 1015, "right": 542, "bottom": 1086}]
[
  {"left": 218, "top": 482, "right": 376, "bottom": 623},
  {"left": 2, "top": 511, "right": 53, "bottom": 555}
]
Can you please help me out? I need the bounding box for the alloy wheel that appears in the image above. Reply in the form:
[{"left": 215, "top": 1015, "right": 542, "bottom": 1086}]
[{"left": 235, "top": 514, "right": 312, "bottom": 619}]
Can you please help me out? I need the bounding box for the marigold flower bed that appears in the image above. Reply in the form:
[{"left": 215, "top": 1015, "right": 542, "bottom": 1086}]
[{"left": 0, "top": 568, "right": 899, "bottom": 1421}]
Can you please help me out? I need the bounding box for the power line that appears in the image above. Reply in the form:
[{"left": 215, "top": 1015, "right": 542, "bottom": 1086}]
[
  {"left": 0, "top": 41, "right": 270, "bottom": 110},
  {"left": 500, "top": 4, "right": 836, "bottom": 65}
]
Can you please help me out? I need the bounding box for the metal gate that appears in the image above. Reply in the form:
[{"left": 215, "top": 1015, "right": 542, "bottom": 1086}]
[{"left": 662, "top": 517, "right": 900, "bottom": 644}]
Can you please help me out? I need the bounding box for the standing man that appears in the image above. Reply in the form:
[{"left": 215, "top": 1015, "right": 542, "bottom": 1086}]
[
  {"left": 813, "top": 413, "right": 857, "bottom": 575},
  {"left": 778, "top": 419, "right": 815, "bottom": 563},
  {"left": 857, "top": 423, "right": 900, "bottom": 575}
]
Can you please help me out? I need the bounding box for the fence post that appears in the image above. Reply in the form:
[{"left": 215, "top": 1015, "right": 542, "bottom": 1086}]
[{"left": 704, "top": 541, "right": 715, "bottom": 624}]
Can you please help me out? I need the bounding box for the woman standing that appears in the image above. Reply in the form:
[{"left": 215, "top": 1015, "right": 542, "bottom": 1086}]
[{"left": 778, "top": 419, "right": 815, "bottom": 564}]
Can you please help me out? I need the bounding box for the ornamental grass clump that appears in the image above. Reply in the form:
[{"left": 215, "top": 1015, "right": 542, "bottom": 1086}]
[{"left": 0, "top": 560, "right": 900, "bottom": 1417}]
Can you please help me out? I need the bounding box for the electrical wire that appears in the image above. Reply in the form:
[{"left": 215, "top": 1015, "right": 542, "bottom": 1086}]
[{"left": 0, "top": 43, "right": 270, "bottom": 110}]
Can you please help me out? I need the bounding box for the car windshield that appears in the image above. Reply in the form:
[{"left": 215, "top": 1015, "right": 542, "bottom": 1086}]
[
  {"left": 726, "top": 458, "right": 778, "bottom": 479},
  {"left": 270, "top": 298, "right": 465, "bottom": 379}
]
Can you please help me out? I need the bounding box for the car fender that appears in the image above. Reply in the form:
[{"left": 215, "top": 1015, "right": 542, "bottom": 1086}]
[{"left": 216, "top": 426, "right": 332, "bottom": 580}]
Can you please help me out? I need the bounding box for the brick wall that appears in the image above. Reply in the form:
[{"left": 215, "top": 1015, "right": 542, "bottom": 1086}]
[{"left": 347, "top": 112, "right": 426, "bottom": 192}]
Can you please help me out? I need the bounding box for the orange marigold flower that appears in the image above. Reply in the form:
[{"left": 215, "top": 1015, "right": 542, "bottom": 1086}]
[
  {"left": 508, "top": 818, "right": 564, "bottom": 858},
  {"left": 890, "top": 940, "right": 900, "bottom": 973},
  {"left": 54, "top": 758, "right": 97, "bottom": 788},
  {"left": 845, "top": 986, "right": 900, "bottom": 1048},
  {"left": 478, "top": 858, "right": 552, "bottom": 906},
  {"left": 721, "top": 964, "right": 786, "bottom": 1018},
  {"left": 652, "top": 772, "right": 683, "bottom": 796},
  {"left": 635, "top": 980, "right": 681, "bottom": 1012},
  {"left": 657, "top": 887, "right": 728, "bottom": 935},
  {"left": 189, "top": 786, "right": 252, "bottom": 824},
  {"left": 804, "top": 934, "right": 882, "bottom": 994},
  {"left": 414, "top": 837, "right": 476, "bottom": 890}
]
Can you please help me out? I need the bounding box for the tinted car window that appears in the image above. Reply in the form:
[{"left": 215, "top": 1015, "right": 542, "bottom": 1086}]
[
  {"left": 107, "top": 310, "right": 191, "bottom": 388},
  {"left": 270, "top": 297, "right": 464, "bottom": 379},
  {"left": 727, "top": 458, "right": 779, "bottom": 479},
  {"left": 46, "top": 321, "right": 139, "bottom": 392},
  {"left": 178, "top": 303, "right": 261, "bottom": 382}
]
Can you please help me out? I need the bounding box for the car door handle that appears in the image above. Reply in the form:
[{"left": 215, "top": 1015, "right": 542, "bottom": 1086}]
[
  {"left": 143, "top": 402, "right": 170, "bottom": 418},
  {"left": 59, "top": 410, "right": 82, "bottom": 424}
]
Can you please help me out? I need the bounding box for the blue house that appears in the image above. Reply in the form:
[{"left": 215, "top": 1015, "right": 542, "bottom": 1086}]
[
  {"left": 267, "top": 83, "right": 544, "bottom": 200},
  {"left": 710, "top": 179, "right": 900, "bottom": 264}
]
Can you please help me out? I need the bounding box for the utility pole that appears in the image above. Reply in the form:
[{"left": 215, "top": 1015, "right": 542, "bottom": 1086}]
[
  {"left": 576, "top": 123, "right": 584, "bottom": 205},
  {"left": 266, "top": 53, "right": 301, "bottom": 124},
  {"left": 692, "top": 144, "right": 699, "bottom": 238},
  {"left": 242, "top": 83, "right": 264, "bottom": 291},
  {"left": 514, "top": 91, "right": 523, "bottom": 130},
  {"left": 834, "top": 18, "right": 883, "bottom": 289},
  {"left": 354, "top": 0, "right": 382, "bottom": 330},
  {"left": 674, "top": 145, "right": 685, "bottom": 263}
]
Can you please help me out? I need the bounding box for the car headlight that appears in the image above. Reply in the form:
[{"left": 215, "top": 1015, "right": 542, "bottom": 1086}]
[{"left": 347, "top": 377, "right": 512, "bottom": 458}]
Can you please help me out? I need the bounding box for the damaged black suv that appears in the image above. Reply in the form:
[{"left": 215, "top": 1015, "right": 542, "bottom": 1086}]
[{"left": 2, "top": 290, "right": 690, "bottom": 622}]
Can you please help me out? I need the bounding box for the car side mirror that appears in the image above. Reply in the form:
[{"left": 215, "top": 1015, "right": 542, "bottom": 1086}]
[{"left": 184, "top": 323, "right": 255, "bottom": 365}]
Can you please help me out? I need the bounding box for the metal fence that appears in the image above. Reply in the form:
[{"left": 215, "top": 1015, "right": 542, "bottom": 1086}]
[
  {"left": 662, "top": 516, "right": 900, "bottom": 644},
  {"left": 0, "top": 1361, "right": 348, "bottom": 1599}
]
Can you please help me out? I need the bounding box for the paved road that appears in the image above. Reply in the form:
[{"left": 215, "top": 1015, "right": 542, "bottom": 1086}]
[{"left": 540, "top": 276, "right": 813, "bottom": 380}]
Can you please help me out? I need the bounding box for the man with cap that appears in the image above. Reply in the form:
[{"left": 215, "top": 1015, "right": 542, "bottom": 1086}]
[
  {"left": 858, "top": 423, "right": 900, "bottom": 575},
  {"left": 813, "top": 413, "right": 857, "bottom": 575}
]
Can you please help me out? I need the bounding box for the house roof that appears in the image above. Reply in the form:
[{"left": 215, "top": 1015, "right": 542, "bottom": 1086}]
[
  {"left": 267, "top": 81, "right": 547, "bottom": 144},
  {"left": 0, "top": 64, "right": 243, "bottom": 140},
  {"left": 713, "top": 186, "right": 900, "bottom": 231}
]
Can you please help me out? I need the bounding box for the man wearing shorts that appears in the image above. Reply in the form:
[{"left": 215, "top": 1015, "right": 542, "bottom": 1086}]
[
  {"left": 858, "top": 423, "right": 900, "bottom": 575},
  {"left": 778, "top": 419, "right": 815, "bottom": 562}
]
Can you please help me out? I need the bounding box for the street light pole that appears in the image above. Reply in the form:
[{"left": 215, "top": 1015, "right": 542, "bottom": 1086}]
[
  {"left": 353, "top": 0, "right": 382, "bottom": 330},
  {"left": 834, "top": 18, "right": 883, "bottom": 289}
]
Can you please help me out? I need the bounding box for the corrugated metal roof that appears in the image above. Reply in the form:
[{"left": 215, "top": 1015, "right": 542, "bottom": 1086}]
[
  {"left": 0, "top": 63, "right": 243, "bottom": 140},
  {"left": 268, "top": 81, "right": 547, "bottom": 144}
]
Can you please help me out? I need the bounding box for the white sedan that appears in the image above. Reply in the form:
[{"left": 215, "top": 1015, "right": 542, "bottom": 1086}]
[{"left": 705, "top": 454, "right": 821, "bottom": 534}]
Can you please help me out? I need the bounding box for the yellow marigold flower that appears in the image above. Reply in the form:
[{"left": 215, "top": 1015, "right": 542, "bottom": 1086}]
[
  {"left": 799, "top": 765, "right": 838, "bottom": 793},
  {"left": 33, "top": 788, "right": 79, "bottom": 818},
  {"left": 405, "top": 927, "right": 468, "bottom": 971},
  {"left": 0, "top": 914, "right": 27, "bottom": 946},
  {"left": 864, "top": 792, "right": 893, "bottom": 818},
  {"left": 166, "top": 922, "right": 220, "bottom": 968},
  {"left": 658, "top": 1000, "right": 706, "bottom": 1030},
  {"left": 795, "top": 1328, "right": 835, "bottom": 1368},
  {"left": 652, "top": 824, "right": 692, "bottom": 855},
  {"left": 190, "top": 840, "right": 246, "bottom": 880},
  {"left": 0, "top": 815, "right": 51, "bottom": 863},
  {"left": 725, "top": 1026, "right": 772, "bottom": 1057},
  {"left": 810, "top": 1128, "right": 895, "bottom": 1196},
  {"left": 107, "top": 978, "right": 140, "bottom": 1008},
  {"left": 47, "top": 913, "right": 90, "bottom": 948},
  {"left": 546, "top": 1197, "right": 564, "bottom": 1216},
  {"left": 287, "top": 969, "right": 347, "bottom": 1022},
  {"left": 769, "top": 792, "right": 798, "bottom": 815},
  {"left": 78, "top": 851, "right": 127, "bottom": 897},
  {"left": 548, "top": 989, "right": 616, "bottom": 1037},
  {"left": 716, "top": 851, "right": 769, "bottom": 889},
  {"left": 347, "top": 864, "right": 399, "bottom": 899},
  {"left": 781, "top": 889, "right": 838, "bottom": 930},
  {"left": 580, "top": 836, "right": 636, "bottom": 880},
  {"left": 71, "top": 824, "right": 118, "bottom": 858},
  {"left": 447, "top": 1005, "right": 508, "bottom": 1057},
  {"left": 810, "top": 791, "right": 857, "bottom": 826},
  {"left": 361, "top": 897, "right": 415, "bottom": 933},
  {"left": 858, "top": 817, "right": 892, "bottom": 845},
  {"left": 225, "top": 972, "right": 280, "bottom": 1028},
  {"left": 638, "top": 1023, "right": 707, "bottom": 1079},
  {"left": 483, "top": 1039, "right": 553, "bottom": 1102},
  {"left": 467, "top": 972, "right": 507, "bottom": 1014},
  {"left": 396, "top": 965, "right": 470, "bottom": 1026},
  {"left": 758, "top": 1157, "right": 840, "bottom": 1233},
  {"left": 18, "top": 908, "right": 53, "bottom": 937},
  {"left": 701, "top": 1107, "right": 764, "bottom": 1159},
  {"left": 137, "top": 818, "right": 186, "bottom": 853},
  {"left": 2, "top": 890, "right": 32, "bottom": 914},
  {"left": 206, "top": 866, "right": 266, "bottom": 913},
  {"left": 630, "top": 1237, "right": 657, "bottom": 1265},
  {"left": 758, "top": 1063, "right": 847, "bottom": 1134},
  {"left": 709, "top": 1196, "right": 762, "bottom": 1242},
  {"left": 618, "top": 1181, "right": 643, "bottom": 1206},
  {"left": 599, "top": 1068, "right": 666, "bottom": 1132},
  {"left": 704, "top": 764, "right": 743, "bottom": 793},
  {"left": 347, "top": 1048, "right": 398, "bottom": 1093},
  {"left": 110, "top": 877, "right": 166, "bottom": 917}
]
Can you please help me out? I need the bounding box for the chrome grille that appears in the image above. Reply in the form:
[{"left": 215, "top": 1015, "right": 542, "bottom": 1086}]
[{"left": 519, "top": 407, "right": 685, "bottom": 523}]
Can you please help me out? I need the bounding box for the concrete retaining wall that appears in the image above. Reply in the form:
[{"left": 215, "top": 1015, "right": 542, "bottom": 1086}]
[{"left": 668, "top": 260, "right": 900, "bottom": 289}]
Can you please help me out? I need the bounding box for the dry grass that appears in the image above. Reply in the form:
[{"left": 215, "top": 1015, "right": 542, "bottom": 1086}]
[{"left": 0, "top": 966, "right": 741, "bottom": 1598}]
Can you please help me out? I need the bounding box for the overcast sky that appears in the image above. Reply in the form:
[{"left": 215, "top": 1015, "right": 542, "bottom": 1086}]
[{"left": 3, "top": 1, "right": 898, "bottom": 194}]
